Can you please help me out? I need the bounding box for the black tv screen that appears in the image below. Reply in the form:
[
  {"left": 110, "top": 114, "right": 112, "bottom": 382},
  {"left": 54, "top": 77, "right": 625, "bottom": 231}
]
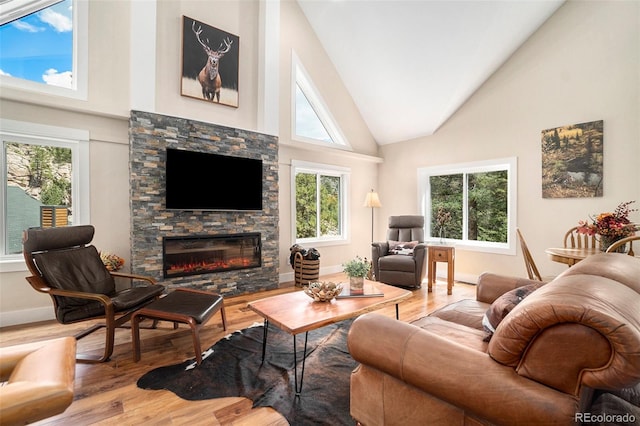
[{"left": 165, "top": 148, "right": 263, "bottom": 211}]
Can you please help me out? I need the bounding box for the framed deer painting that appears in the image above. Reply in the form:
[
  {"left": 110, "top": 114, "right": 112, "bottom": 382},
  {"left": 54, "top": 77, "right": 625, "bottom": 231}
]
[{"left": 181, "top": 16, "right": 239, "bottom": 107}]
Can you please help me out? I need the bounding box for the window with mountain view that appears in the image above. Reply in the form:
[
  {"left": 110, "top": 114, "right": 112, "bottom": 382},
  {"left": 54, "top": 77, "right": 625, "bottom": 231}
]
[
  {"left": 1, "top": 120, "right": 89, "bottom": 264},
  {"left": 3, "top": 142, "right": 72, "bottom": 255}
]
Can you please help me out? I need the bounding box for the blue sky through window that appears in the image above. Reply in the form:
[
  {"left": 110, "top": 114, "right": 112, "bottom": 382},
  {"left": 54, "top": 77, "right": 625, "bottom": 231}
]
[
  {"left": 295, "top": 84, "right": 332, "bottom": 143},
  {"left": 0, "top": 0, "right": 73, "bottom": 88}
]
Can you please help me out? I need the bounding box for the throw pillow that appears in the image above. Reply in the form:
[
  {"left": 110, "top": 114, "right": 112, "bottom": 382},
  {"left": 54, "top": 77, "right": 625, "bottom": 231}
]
[
  {"left": 482, "top": 283, "right": 542, "bottom": 341},
  {"left": 388, "top": 240, "right": 419, "bottom": 255}
]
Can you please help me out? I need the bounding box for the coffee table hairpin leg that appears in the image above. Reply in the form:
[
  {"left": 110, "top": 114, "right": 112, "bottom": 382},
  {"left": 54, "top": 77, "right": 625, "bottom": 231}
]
[
  {"left": 261, "top": 319, "right": 269, "bottom": 363},
  {"left": 259, "top": 319, "right": 310, "bottom": 396},
  {"left": 293, "top": 332, "right": 309, "bottom": 396}
]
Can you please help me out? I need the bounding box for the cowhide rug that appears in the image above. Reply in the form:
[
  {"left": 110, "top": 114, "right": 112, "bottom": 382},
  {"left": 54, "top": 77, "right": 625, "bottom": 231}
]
[{"left": 137, "top": 319, "right": 356, "bottom": 425}]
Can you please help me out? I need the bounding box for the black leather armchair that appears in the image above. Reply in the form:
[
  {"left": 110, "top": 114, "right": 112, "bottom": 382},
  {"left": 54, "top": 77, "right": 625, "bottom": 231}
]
[
  {"left": 371, "top": 215, "right": 427, "bottom": 289},
  {"left": 22, "top": 225, "right": 165, "bottom": 362}
]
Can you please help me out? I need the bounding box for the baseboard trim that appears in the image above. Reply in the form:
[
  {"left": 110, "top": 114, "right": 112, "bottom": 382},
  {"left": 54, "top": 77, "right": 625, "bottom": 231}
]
[
  {"left": 0, "top": 306, "right": 55, "bottom": 327},
  {"left": 279, "top": 263, "right": 343, "bottom": 284},
  {"left": 449, "top": 271, "right": 478, "bottom": 285}
]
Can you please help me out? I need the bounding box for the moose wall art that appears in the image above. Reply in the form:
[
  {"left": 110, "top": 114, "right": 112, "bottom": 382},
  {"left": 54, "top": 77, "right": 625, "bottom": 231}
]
[{"left": 181, "top": 16, "right": 239, "bottom": 107}]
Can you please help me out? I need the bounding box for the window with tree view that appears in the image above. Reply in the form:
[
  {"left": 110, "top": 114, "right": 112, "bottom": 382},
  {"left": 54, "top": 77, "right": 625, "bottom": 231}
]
[
  {"left": 293, "top": 161, "right": 348, "bottom": 243},
  {"left": 420, "top": 158, "right": 516, "bottom": 253}
]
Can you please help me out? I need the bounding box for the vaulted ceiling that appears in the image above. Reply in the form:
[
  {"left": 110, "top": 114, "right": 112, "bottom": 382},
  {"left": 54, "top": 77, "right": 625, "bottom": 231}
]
[{"left": 298, "top": 0, "right": 565, "bottom": 145}]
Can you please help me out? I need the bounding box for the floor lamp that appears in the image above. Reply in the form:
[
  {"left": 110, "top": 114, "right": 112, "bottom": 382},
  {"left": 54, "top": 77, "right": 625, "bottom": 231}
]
[{"left": 363, "top": 189, "right": 382, "bottom": 243}]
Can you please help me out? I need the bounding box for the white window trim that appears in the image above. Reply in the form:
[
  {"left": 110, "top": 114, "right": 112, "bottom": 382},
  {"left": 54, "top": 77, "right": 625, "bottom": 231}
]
[
  {"left": 417, "top": 157, "right": 517, "bottom": 255},
  {"left": 0, "top": 118, "right": 90, "bottom": 272},
  {"left": 290, "top": 51, "right": 351, "bottom": 150},
  {"left": 0, "top": 0, "right": 88, "bottom": 100},
  {"left": 0, "top": 0, "right": 61, "bottom": 25},
  {"left": 291, "top": 159, "right": 350, "bottom": 247}
]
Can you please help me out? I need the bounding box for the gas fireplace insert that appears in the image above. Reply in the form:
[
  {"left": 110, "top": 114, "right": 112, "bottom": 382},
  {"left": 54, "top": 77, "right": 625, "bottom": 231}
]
[{"left": 163, "top": 233, "right": 261, "bottom": 278}]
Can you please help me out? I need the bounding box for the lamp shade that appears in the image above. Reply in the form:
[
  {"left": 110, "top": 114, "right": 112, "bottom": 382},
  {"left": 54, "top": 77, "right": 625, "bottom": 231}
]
[{"left": 363, "top": 190, "right": 382, "bottom": 208}]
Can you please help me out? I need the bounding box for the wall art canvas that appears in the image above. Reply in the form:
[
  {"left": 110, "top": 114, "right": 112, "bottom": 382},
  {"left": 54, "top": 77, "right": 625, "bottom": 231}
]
[
  {"left": 181, "top": 16, "right": 239, "bottom": 107},
  {"left": 541, "top": 120, "right": 603, "bottom": 198}
]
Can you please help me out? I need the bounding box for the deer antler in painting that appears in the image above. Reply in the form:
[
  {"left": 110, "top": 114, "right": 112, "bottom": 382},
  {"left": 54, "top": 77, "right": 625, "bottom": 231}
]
[{"left": 191, "top": 20, "right": 234, "bottom": 103}]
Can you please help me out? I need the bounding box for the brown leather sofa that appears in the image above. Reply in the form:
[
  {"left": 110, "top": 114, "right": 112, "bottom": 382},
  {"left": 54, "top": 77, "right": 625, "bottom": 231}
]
[
  {"left": 348, "top": 253, "right": 640, "bottom": 425},
  {"left": 371, "top": 215, "right": 427, "bottom": 288},
  {"left": 0, "top": 337, "right": 76, "bottom": 425}
]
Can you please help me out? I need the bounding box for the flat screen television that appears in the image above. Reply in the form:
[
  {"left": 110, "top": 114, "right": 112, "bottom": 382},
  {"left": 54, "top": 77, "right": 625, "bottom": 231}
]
[{"left": 165, "top": 148, "right": 263, "bottom": 211}]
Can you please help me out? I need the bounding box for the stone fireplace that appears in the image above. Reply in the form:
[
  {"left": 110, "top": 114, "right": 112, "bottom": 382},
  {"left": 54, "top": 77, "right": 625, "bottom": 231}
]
[
  {"left": 163, "top": 233, "right": 261, "bottom": 278},
  {"left": 129, "top": 110, "right": 279, "bottom": 295}
]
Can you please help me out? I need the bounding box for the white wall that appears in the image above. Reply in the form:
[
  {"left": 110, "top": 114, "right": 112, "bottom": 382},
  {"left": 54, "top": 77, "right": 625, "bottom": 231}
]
[
  {"left": 378, "top": 0, "right": 640, "bottom": 280},
  {"left": 277, "top": 0, "right": 381, "bottom": 278},
  {"left": 154, "top": 1, "right": 261, "bottom": 130},
  {"left": 0, "top": 0, "right": 378, "bottom": 325}
]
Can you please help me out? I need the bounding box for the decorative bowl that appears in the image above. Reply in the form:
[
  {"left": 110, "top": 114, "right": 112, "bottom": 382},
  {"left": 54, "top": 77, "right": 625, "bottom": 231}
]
[{"left": 303, "top": 281, "right": 343, "bottom": 302}]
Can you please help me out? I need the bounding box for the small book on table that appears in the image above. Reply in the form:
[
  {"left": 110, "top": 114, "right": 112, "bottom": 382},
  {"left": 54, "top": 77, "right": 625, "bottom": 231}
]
[{"left": 336, "top": 282, "right": 384, "bottom": 298}]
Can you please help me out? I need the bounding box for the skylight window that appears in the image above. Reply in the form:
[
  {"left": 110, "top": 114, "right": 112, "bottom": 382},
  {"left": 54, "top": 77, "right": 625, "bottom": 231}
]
[{"left": 292, "top": 51, "right": 349, "bottom": 148}]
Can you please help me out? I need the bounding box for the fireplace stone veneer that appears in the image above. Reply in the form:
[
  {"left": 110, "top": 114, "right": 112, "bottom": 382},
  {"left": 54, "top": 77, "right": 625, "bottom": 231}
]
[{"left": 129, "top": 110, "right": 279, "bottom": 295}]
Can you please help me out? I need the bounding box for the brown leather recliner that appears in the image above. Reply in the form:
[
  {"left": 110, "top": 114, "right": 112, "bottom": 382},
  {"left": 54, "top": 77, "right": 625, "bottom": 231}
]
[
  {"left": 371, "top": 215, "right": 426, "bottom": 288},
  {"left": 348, "top": 253, "right": 640, "bottom": 425}
]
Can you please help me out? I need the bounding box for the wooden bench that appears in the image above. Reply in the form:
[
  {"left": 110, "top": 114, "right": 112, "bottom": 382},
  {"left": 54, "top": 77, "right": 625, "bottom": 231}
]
[{"left": 132, "top": 288, "right": 226, "bottom": 364}]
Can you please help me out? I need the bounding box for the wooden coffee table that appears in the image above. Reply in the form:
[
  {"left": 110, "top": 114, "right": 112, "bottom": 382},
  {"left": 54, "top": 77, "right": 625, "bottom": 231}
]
[{"left": 247, "top": 280, "right": 412, "bottom": 395}]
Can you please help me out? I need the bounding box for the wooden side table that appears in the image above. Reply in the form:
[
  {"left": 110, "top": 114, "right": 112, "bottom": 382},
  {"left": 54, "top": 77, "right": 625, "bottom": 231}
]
[{"left": 427, "top": 245, "right": 455, "bottom": 295}]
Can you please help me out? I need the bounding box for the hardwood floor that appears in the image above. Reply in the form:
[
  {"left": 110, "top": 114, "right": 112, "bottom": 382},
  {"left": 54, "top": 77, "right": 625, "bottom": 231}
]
[{"left": 0, "top": 273, "right": 476, "bottom": 425}]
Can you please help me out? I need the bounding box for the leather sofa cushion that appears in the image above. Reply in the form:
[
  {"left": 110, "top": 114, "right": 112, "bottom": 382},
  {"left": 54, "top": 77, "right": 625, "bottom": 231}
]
[
  {"left": 411, "top": 316, "right": 488, "bottom": 352},
  {"left": 429, "top": 299, "right": 489, "bottom": 331}
]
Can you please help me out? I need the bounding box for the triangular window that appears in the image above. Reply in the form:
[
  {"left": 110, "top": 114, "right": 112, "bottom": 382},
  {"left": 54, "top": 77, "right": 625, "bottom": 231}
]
[
  {"left": 292, "top": 52, "right": 349, "bottom": 148},
  {"left": 295, "top": 84, "right": 332, "bottom": 143}
]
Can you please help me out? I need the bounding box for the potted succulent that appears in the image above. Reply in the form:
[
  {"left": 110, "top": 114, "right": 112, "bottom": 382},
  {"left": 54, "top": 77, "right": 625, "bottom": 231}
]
[{"left": 342, "top": 256, "right": 371, "bottom": 294}]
